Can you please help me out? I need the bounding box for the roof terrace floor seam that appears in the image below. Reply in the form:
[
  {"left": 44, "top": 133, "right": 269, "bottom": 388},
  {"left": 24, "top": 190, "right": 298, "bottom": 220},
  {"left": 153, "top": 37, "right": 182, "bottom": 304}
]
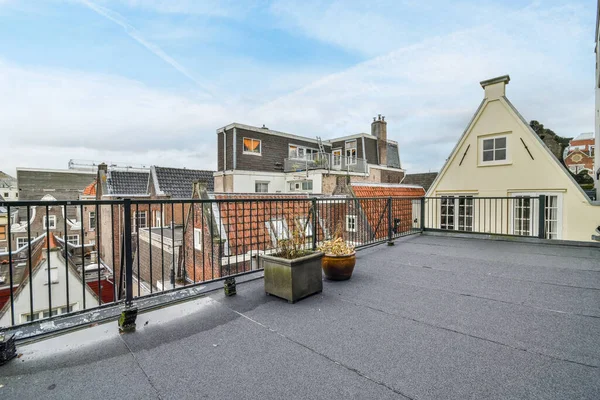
[
  {"left": 220, "top": 300, "right": 415, "bottom": 400},
  {"left": 337, "top": 296, "right": 599, "bottom": 369},
  {"left": 119, "top": 334, "right": 163, "bottom": 400}
]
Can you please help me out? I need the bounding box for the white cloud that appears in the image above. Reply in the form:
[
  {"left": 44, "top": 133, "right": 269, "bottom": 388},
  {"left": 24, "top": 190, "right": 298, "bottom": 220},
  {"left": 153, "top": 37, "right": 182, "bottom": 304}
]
[
  {"left": 0, "top": 60, "right": 230, "bottom": 175},
  {"left": 250, "top": 2, "right": 594, "bottom": 172}
]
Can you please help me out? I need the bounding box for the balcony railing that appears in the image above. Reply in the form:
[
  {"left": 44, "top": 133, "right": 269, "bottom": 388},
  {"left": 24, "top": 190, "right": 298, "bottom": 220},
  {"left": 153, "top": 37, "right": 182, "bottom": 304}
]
[
  {"left": 0, "top": 195, "right": 559, "bottom": 335},
  {"left": 284, "top": 152, "right": 368, "bottom": 174}
]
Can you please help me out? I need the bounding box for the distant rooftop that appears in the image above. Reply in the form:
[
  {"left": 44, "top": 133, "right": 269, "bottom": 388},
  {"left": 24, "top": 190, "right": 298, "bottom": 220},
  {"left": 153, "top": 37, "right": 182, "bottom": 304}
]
[
  {"left": 2, "top": 234, "right": 598, "bottom": 399},
  {"left": 571, "top": 132, "right": 594, "bottom": 141},
  {"left": 153, "top": 166, "right": 214, "bottom": 197},
  {"left": 106, "top": 170, "right": 149, "bottom": 196}
]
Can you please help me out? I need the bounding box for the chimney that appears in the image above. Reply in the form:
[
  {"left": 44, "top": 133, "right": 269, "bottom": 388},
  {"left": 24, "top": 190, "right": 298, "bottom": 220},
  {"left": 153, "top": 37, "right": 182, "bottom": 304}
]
[
  {"left": 372, "top": 115, "right": 388, "bottom": 165},
  {"left": 480, "top": 75, "right": 510, "bottom": 100},
  {"left": 89, "top": 251, "right": 98, "bottom": 264}
]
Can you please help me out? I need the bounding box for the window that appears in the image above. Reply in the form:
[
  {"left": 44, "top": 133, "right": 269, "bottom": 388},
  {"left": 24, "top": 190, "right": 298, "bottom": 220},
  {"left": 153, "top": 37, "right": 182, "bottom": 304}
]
[
  {"left": 289, "top": 145, "right": 318, "bottom": 160},
  {"left": 296, "top": 217, "right": 313, "bottom": 237},
  {"left": 43, "top": 215, "right": 57, "bottom": 230},
  {"left": 17, "top": 237, "right": 29, "bottom": 248},
  {"left": 288, "top": 180, "right": 313, "bottom": 192},
  {"left": 511, "top": 193, "right": 562, "bottom": 239},
  {"left": 3, "top": 192, "right": 8, "bottom": 197},
  {"left": 243, "top": 138, "right": 261, "bottom": 155},
  {"left": 89, "top": 239, "right": 95, "bottom": 245},
  {"left": 154, "top": 210, "right": 163, "bottom": 227},
  {"left": 45, "top": 267, "right": 59, "bottom": 285},
  {"left": 89, "top": 211, "right": 96, "bottom": 231},
  {"left": 345, "top": 140, "right": 357, "bottom": 164},
  {"left": 0, "top": 225, "right": 5, "bottom": 241},
  {"left": 440, "top": 196, "right": 473, "bottom": 231},
  {"left": 21, "top": 304, "right": 75, "bottom": 323},
  {"left": 346, "top": 215, "right": 357, "bottom": 232},
  {"left": 268, "top": 219, "right": 289, "bottom": 241},
  {"left": 255, "top": 182, "right": 269, "bottom": 193},
  {"left": 194, "top": 228, "right": 203, "bottom": 250},
  {"left": 133, "top": 211, "right": 147, "bottom": 232},
  {"left": 332, "top": 149, "right": 342, "bottom": 167},
  {"left": 67, "top": 235, "right": 79, "bottom": 246},
  {"left": 481, "top": 136, "right": 507, "bottom": 162}
]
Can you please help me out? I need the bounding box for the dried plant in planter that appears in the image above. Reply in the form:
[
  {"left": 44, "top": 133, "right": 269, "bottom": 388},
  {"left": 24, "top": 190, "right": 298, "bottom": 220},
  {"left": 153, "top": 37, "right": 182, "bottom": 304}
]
[
  {"left": 318, "top": 237, "right": 355, "bottom": 256},
  {"left": 275, "top": 226, "right": 313, "bottom": 260}
]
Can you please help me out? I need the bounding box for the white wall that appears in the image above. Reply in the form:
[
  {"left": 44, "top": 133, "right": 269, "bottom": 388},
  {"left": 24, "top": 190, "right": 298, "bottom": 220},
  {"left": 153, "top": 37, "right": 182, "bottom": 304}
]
[
  {"left": 0, "top": 187, "right": 19, "bottom": 201},
  {"left": 0, "top": 250, "right": 98, "bottom": 327},
  {"left": 231, "top": 172, "right": 287, "bottom": 193}
]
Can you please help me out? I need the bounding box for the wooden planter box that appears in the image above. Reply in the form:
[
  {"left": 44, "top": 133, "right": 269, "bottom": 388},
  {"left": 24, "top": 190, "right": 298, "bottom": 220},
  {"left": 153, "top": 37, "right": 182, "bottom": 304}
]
[{"left": 262, "top": 251, "right": 324, "bottom": 303}]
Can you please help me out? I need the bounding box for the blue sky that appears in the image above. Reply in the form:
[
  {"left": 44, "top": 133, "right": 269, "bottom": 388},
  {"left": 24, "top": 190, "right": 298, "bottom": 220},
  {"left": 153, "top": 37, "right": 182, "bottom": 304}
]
[{"left": 0, "top": 0, "right": 596, "bottom": 175}]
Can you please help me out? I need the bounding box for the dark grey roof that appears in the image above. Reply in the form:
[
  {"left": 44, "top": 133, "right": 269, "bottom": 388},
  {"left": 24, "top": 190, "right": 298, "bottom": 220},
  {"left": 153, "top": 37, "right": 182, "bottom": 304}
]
[
  {"left": 106, "top": 170, "right": 149, "bottom": 196},
  {"left": 154, "top": 167, "right": 214, "bottom": 198},
  {"left": 403, "top": 172, "right": 439, "bottom": 191},
  {"left": 17, "top": 169, "right": 96, "bottom": 201}
]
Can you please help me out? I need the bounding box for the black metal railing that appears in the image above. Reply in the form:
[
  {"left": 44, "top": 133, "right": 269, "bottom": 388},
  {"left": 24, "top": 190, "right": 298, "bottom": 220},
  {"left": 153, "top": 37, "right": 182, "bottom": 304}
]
[
  {"left": 0, "top": 195, "right": 558, "bottom": 330},
  {"left": 421, "top": 195, "right": 553, "bottom": 239},
  {"left": 0, "top": 196, "right": 422, "bottom": 329}
]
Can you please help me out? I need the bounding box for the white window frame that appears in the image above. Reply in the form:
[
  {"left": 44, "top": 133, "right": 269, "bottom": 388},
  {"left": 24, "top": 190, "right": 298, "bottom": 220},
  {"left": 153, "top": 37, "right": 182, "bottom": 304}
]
[
  {"left": 67, "top": 234, "right": 80, "bottom": 246},
  {"left": 346, "top": 215, "right": 357, "bottom": 232},
  {"left": 243, "top": 137, "right": 262, "bottom": 156},
  {"left": 288, "top": 144, "right": 318, "bottom": 160},
  {"left": 345, "top": 140, "right": 357, "bottom": 165},
  {"left": 89, "top": 239, "right": 95, "bottom": 245},
  {"left": 133, "top": 211, "right": 148, "bottom": 232},
  {"left": 288, "top": 180, "right": 313, "bottom": 192},
  {"left": 194, "top": 228, "right": 203, "bottom": 250},
  {"left": 88, "top": 211, "right": 96, "bottom": 231},
  {"left": 332, "top": 149, "right": 342, "bottom": 167},
  {"left": 479, "top": 134, "right": 510, "bottom": 166},
  {"left": 509, "top": 192, "right": 563, "bottom": 239},
  {"left": 43, "top": 215, "right": 57, "bottom": 230},
  {"left": 154, "top": 210, "right": 163, "bottom": 228},
  {"left": 17, "top": 237, "right": 29, "bottom": 248},
  {"left": 20, "top": 304, "right": 76, "bottom": 323},
  {"left": 255, "top": 181, "right": 269, "bottom": 193},
  {"left": 439, "top": 195, "right": 474, "bottom": 232}
]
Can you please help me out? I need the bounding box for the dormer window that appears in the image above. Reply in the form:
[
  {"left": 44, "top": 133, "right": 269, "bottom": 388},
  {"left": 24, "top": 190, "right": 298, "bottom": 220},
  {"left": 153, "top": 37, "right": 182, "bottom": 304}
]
[{"left": 243, "top": 138, "right": 261, "bottom": 155}]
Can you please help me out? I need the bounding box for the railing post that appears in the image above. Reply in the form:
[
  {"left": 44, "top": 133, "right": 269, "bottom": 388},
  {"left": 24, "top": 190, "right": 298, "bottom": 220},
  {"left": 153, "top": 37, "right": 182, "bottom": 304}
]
[
  {"left": 420, "top": 197, "right": 426, "bottom": 232},
  {"left": 538, "top": 195, "right": 546, "bottom": 239},
  {"left": 311, "top": 197, "right": 318, "bottom": 251},
  {"left": 119, "top": 198, "right": 137, "bottom": 333},
  {"left": 387, "top": 197, "right": 394, "bottom": 246}
]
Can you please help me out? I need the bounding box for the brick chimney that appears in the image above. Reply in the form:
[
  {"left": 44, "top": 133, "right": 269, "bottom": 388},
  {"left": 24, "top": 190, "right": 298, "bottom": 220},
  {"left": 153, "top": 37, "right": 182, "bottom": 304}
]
[{"left": 372, "top": 114, "right": 387, "bottom": 165}]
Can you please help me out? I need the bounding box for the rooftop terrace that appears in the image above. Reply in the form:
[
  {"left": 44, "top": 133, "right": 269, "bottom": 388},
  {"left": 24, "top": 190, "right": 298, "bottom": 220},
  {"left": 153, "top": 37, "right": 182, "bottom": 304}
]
[{"left": 1, "top": 234, "right": 598, "bottom": 399}]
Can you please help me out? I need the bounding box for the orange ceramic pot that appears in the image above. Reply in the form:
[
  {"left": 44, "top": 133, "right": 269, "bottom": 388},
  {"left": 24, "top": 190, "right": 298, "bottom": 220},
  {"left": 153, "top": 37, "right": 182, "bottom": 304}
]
[{"left": 322, "top": 252, "right": 356, "bottom": 281}]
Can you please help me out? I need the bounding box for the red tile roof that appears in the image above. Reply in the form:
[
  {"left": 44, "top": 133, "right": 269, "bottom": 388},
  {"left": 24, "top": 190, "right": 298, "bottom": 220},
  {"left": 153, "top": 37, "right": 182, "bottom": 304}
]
[
  {"left": 214, "top": 194, "right": 318, "bottom": 256},
  {"left": 351, "top": 183, "right": 425, "bottom": 198},
  {"left": 82, "top": 180, "right": 97, "bottom": 196},
  {"left": 351, "top": 184, "right": 425, "bottom": 239}
]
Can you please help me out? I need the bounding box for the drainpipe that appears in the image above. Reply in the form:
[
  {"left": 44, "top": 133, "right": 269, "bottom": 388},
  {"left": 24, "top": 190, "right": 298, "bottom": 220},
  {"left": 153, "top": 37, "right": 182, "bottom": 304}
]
[
  {"left": 223, "top": 129, "right": 227, "bottom": 171},
  {"left": 233, "top": 127, "right": 237, "bottom": 170}
]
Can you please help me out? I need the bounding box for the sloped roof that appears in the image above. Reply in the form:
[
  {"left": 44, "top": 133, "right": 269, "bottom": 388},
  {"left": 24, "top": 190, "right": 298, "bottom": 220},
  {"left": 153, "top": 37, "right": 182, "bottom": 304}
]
[
  {"left": 82, "top": 180, "right": 97, "bottom": 196},
  {"left": 214, "top": 193, "right": 314, "bottom": 256},
  {"left": 350, "top": 183, "right": 425, "bottom": 198},
  {"left": 17, "top": 168, "right": 96, "bottom": 201},
  {"left": 153, "top": 167, "right": 214, "bottom": 198},
  {"left": 402, "top": 173, "right": 438, "bottom": 191},
  {"left": 106, "top": 170, "right": 149, "bottom": 196}
]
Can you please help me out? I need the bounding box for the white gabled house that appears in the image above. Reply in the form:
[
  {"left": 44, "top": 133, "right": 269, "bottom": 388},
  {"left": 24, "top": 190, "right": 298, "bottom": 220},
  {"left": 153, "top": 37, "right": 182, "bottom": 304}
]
[{"left": 426, "top": 75, "right": 600, "bottom": 242}]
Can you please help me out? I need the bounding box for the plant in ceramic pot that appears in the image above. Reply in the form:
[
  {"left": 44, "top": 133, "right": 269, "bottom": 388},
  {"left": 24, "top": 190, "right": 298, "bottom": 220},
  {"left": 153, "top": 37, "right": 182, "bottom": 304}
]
[
  {"left": 262, "top": 228, "right": 323, "bottom": 303},
  {"left": 319, "top": 237, "right": 356, "bottom": 281}
]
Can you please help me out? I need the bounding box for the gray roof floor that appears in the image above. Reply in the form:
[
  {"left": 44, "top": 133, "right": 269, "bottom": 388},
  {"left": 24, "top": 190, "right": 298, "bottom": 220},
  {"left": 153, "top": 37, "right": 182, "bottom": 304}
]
[{"left": 1, "top": 234, "right": 599, "bottom": 399}]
